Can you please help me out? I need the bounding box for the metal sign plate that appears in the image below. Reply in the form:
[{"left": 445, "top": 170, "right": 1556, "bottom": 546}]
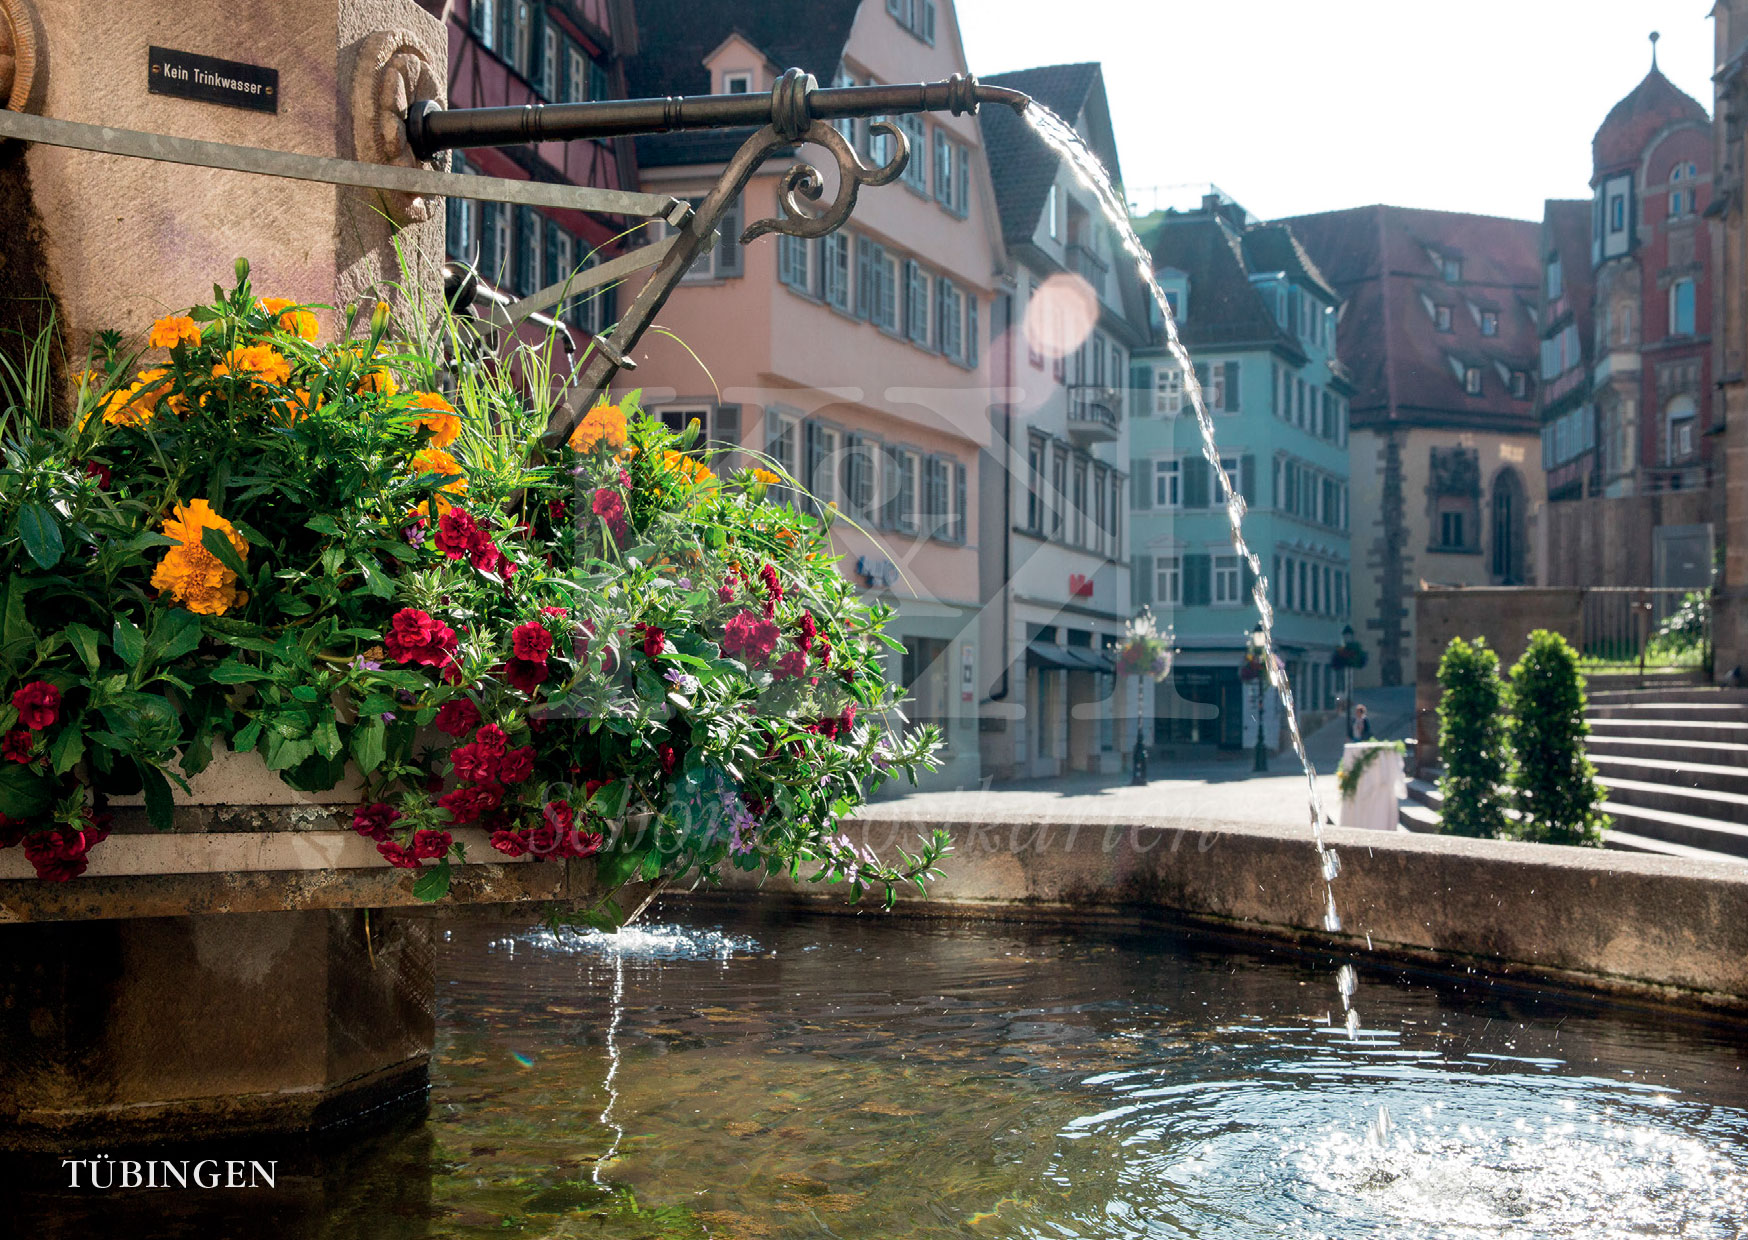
[{"left": 148, "top": 46, "right": 279, "bottom": 114}]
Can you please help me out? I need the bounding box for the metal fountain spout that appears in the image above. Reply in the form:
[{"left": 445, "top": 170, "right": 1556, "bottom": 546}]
[
  {"left": 405, "top": 68, "right": 1029, "bottom": 159},
  {"left": 403, "top": 67, "right": 1032, "bottom": 444}
]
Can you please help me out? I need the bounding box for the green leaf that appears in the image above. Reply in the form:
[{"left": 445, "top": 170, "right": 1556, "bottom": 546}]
[
  {"left": 305, "top": 514, "right": 342, "bottom": 537},
  {"left": 356, "top": 556, "right": 394, "bottom": 599},
  {"left": 49, "top": 725, "right": 85, "bottom": 775},
  {"left": 65, "top": 622, "right": 103, "bottom": 674},
  {"left": 263, "top": 732, "right": 316, "bottom": 772},
  {"left": 139, "top": 764, "right": 174, "bottom": 832},
  {"left": 412, "top": 859, "right": 452, "bottom": 903},
  {"left": 350, "top": 718, "right": 387, "bottom": 774},
  {"left": 312, "top": 715, "right": 342, "bottom": 759},
  {"left": 16, "top": 502, "right": 63, "bottom": 569},
  {"left": 112, "top": 614, "right": 146, "bottom": 667},
  {"left": 0, "top": 578, "right": 35, "bottom": 667},
  {"left": 153, "top": 610, "right": 205, "bottom": 662},
  {"left": 208, "top": 659, "right": 268, "bottom": 684},
  {"left": 200, "top": 525, "right": 250, "bottom": 579},
  {"left": 233, "top": 719, "right": 263, "bottom": 752},
  {"left": 0, "top": 763, "right": 51, "bottom": 818}
]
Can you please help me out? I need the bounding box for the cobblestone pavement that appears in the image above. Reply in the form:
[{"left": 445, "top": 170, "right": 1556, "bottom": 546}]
[{"left": 862, "top": 686, "right": 1416, "bottom": 828}]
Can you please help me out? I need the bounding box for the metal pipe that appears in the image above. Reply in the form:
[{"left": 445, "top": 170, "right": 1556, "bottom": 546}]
[{"left": 407, "top": 69, "right": 1030, "bottom": 160}]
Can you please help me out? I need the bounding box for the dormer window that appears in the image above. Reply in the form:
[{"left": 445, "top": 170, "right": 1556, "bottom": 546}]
[
  {"left": 723, "top": 72, "right": 751, "bottom": 94},
  {"left": 1435, "top": 305, "right": 1452, "bottom": 333},
  {"left": 1442, "top": 257, "right": 1462, "bottom": 283},
  {"left": 1464, "top": 366, "right": 1483, "bottom": 396},
  {"left": 1546, "top": 255, "right": 1563, "bottom": 300},
  {"left": 1480, "top": 310, "right": 1498, "bottom": 337}
]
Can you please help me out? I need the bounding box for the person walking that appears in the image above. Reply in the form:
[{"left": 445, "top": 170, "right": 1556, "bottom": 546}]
[{"left": 1350, "top": 703, "right": 1373, "bottom": 742}]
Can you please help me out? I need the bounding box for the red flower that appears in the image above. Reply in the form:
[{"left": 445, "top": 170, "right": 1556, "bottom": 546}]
[
  {"left": 547, "top": 498, "right": 569, "bottom": 526},
  {"left": 717, "top": 573, "right": 739, "bottom": 603},
  {"left": 773, "top": 650, "right": 809, "bottom": 680},
  {"left": 591, "top": 488, "right": 628, "bottom": 544},
  {"left": 497, "top": 745, "right": 535, "bottom": 784},
  {"left": 796, "top": 612, "right": 816, "bottom": 653},
  {"left": 722, "top": 611, "right": 780, "bottom": 665},
  {"left": 2, "top": 730, "right": 34, "bottom": 764},
  {"left": 351, "top": 802, "right": 402, "bottom": 842},
  {"left": 24, "top": 831, "right": 88, "bottom": 881},
  {"left": 638, "top": 624, "right": 667, "bottom": 659},
  {"left": 384, "top": 608, "right": 459, "bottom": 675},
  {"left": 473, "top": 724, "right": 508, "bottom": 756},
  {"left": 84, "top": 460, "right": 112, "bottom": 489},
  {"left": 540, "top": 606, "right": 570, "bottom": 618},
  {"left": 411, "top": 829, "right": 452, "bottom": 860},
  {"left": 511, "top": 620, "right": 553, "bottom": 663},
  {"left": 434, "top": 698, "right": 481, "bottom": 737},
  {"left": 451, "top": 741, "right": 500, "bottom": 783},
  {"left": 12, "top": 681, "right": 59, "bottom": 730},
  {"left": 435, "top": 508, "right": 483, "bottom": 561},
  {"left": 377, "top": 840, "right": 421, "bottom": 869},
  {"left": 583, "top": 778, "right": 607, "bottom": 800},
  {"left": 817, "top": 638, "right": 833, "bottom": 668},
  {"left": 470, "top": 538, "right": 511, "bottom": 578},
  {"left": 543, "top": 799, "right": 575, "bottom": 832},
  {"left": 759, "top": 563, "right": 783, "bottom": 603},
  {"left": 438, "top": 782, "right": 505, "bottom": 825},
  {"left": 505, "top": 658, "right": 548, "bottom": 695},
  {"left": 657, "top": 744, "right": 678, "bottom": 775},
  {"left": 490, "top": 828, "right": 530, "bottom": 857}
]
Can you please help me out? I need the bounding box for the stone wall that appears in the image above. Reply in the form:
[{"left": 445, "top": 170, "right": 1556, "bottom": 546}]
[
  {"left": 1542, "top": 490, "right": 1712, "bottom": 588},
  {"left": 711, "top": 814, "right": 1748, "bottom": 1012}
]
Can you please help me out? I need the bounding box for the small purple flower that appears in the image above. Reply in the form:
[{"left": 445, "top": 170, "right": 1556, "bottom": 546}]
[
  {"left": 353, "top": 656, "right": 383, "bottom": 672},
  {"left": 679, "top": 577, "right": 693, "bottom": 590},
  {"left": 664, "top": 667, "right": 701, "bottom": 694},
  {"left": 381, "top": 711, "right": 397, "bottom": 723}
]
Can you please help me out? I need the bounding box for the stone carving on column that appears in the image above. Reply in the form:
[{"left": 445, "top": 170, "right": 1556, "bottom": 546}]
[
  {"left": 0, "top": 0, "right": 47, "bottom": 115},
  {"left": 350, "top": 28, "right": 444, "bottom": 225}
]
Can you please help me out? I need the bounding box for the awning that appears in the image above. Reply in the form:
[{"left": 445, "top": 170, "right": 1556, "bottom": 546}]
[{"left": 1025, "top": 642, "right": 1116, "bottom": 674}]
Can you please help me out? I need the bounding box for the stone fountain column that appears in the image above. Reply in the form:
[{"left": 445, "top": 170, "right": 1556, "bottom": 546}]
[{"left": 0, "top": 0, "right": 451, "bottom": 1149}]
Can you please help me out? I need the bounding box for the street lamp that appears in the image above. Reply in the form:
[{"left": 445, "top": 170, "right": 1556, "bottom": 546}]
[
  {"left": 1341, "top": 622, "right": 1356, "bottom": 741},
  {"left": 1248, "top": 622, "right": 1269, "bottom": 774}
]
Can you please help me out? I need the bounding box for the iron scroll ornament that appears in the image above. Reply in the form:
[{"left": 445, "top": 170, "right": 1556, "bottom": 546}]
[{"left": 741, "top": 118, "right": 908, "bottom": 244}]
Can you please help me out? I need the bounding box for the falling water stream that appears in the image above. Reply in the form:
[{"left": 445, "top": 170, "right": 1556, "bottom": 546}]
[{"left": 1019, "top": 106, "right": 1355, "bottom": 1027}]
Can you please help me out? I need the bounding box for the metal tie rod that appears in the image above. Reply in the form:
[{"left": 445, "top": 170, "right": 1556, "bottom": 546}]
[{"left": 0, "top": 109, "right": 692, "bottom": 224}]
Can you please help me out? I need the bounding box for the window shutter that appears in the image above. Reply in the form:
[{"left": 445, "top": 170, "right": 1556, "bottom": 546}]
[
  {"left": 921, "top": 0, "right": 936, "bottom": 44},
  {"left": 1134, "top": 555, "right": 1154, "bottom": 607},
  {"left": 1184, "top": 554, "right": 1212, "bottom": 607},
  {"left": 1242, "top": 558, "right": 1258, "bottom": 601},
  {"left": 956, "top": 150, "right": 968, "bottom": 216},
  {"left": 1131, "top": 364, "right": 1152, "bottom": 416},
  {"left": 855, "top": 238, "right": 873, "bottom": 318},
  {"left": 543, "top": 220, "right": 561, "bottom": 287},
  {"left": 1224, "top": 361, "right": 1240, "bottom": 412},
  {"left": 953, "top": 463, "right": 968, "bottom": 542},
  {"left": 716, "top": 196, "right": 743, "bottom": 276},
  {"left": 1239, "top": 454, "right": 1256, "bottom": 504},
  {"left": 1182, "top": 456, "right": 1210, "bottom": 509},
  {"left": 1131, "top": 458, "right": 1153, "bottom": 510},
  {"left": 804, "top": 421, "right": 823, "bottom": 509},
  {"left": 879, "top": 444, "right": 900, "bottom": 529},
  {"left": 470, "top": 0, "right": 488, "bottom": 38},
  {"left": 933, "top": 129, "right": 949, "bottom": 203},
  {"left": 559, "top": 34, "right": 573, "bottom": 101},
  {"left": 935, "top": 278, "right": 948, "bottom": 351},
  {"left": 529, "top": 6, "right": 547, "bottom": 91},
  {"left": 968, "top": 299, "right": 980, "bottom": 368},
  {"left": 1194, "top": 362, "right": 1209, "bottom": 397},
  {"left": 447, "top": 197, "right": 467, "bottom": 259},
  {"left": 713, "top": 404, "right": 741, "bottom": 464}
]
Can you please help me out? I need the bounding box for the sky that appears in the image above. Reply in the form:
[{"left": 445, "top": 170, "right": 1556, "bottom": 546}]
[{"left": 955, "top": 0, "right": 1716, "bottom": 223}]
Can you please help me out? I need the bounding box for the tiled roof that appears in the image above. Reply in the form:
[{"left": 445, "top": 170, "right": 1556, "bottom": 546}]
[
  {"left": 1239, "top": 226, "right": 1339, "bottom": 305},
  {"left": 1140, "top": 213, "right": 1303, "bottom": 359},
  {"left": 1593, "top": 68, "right": 1709, "bottom": 177},
  {"left": 1282, "top": 205, "right": 1542, "bottom": 433},
  {"left": 625, "top": 0, "right": 862, "bottom": 168},
  {"left": 977, "top": 63, "right": 1107, "bottom": 247}
]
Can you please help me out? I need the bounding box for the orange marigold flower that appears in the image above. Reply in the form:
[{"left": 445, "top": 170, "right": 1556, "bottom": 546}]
[
  {"left": 406, "top": 447, "right": 467, "bottom": 520},
  {"left": 660, "top": 449, "right": 716, "bottom": 488},
  {"left": 568, "top": 402, "right": 628, "bottom": 454},
  {"left": 212, "top": 344, "right": 292, "bottom": 389},
  {"left": 410, "top": 392, "right": 462, "bottom": 448},
  {"left": 750, "top": 467, "right": 782, "bottom": 487},
  {"left": 150, "top": 499, "right": 249, "bottom": 616},
  {"left": 148, "top": 315, "right": 202, "bottom": 350},
  {"left": 257, "top": 297, "right": 319, "bottom": 343}
]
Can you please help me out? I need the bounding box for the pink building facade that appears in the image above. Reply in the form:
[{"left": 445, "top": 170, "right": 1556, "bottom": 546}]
[{"left": 624, "top": 0, "right": 1005, "bottom": 789}]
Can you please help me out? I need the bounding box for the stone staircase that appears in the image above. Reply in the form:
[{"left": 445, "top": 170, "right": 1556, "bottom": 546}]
[{"left": 1400, "top": 686, "right": 1748, "bottom": 864}]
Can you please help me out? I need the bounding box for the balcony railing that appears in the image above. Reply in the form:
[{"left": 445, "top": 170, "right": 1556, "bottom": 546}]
[
  {"left": 1066, "top": 385, "right": 1121, "bottom": 442},
  {"left": 1067, "top": 243, "right": 1109, "bottom": 297}
]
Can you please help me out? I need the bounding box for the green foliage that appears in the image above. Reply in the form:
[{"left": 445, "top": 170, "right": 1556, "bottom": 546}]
[
  {"left": 1336, "top": 740, "right": 1405, "bottom": 800},
  {"left": 1436, "top": 636, "right": 1509, "bottom": 839},
  {"left": 1508, "top": 630, "right": 1607, "bottom": 846},
  {"left": 0, "top": 266, "right": 944, "bottom": 903}
]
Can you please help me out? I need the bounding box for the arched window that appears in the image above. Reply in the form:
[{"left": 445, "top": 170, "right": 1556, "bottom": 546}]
[
  {"left": 1490, "top": 468, "right": 1527, "bottom": 584},
  {"left": 1665, "top": 394, "right": 1699, "bottom": 464}
]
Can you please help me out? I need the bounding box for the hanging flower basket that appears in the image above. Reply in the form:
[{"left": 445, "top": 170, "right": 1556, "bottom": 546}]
[
  {"left": 1114, "top": 607, "right": 1175, "bottom": 682},
  {"left": 0, "top": 263, "right": 943, "bottom": 919},
  {"left": 1331, "top": 641, "right": 1368, "bottom": 672}
]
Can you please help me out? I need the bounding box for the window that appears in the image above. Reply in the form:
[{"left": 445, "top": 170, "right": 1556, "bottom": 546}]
[
  {"left": 1435, "top": 305, "right": 1452, "bottom": 333},
  {"left": 1546, "top": 255, "right": 1564, "bottom": 300},
  {"left": 898, "top": 114, "right": 927, "bottom": 191},
  {"left": 778, "top": 233, "right": 811, "bottom": 291},
  {"left": 806, "top": 423, "right": 841, "bottom": 510},
  {"left": 936, "top": 277, "right": 964, "bottom": 360},
  {"left": 471, "top": 0, "right": 498, "bottom": 48},
  {"left": 892, "top": 449, "right": 921, "bottom": 533},
  {"left": 1156, "top": 556, "right": 1182, "bottom": 606},
  {"left": 1026, "top": 435, "right": 1046, "bottom": 532},
  {"left": 659, "top": 404, "right": 740, "bottom": 461},
  {"left": 923, "top": 455, "right": 951, "bottom": 539},
  {"left": 564, "top": 45, "right": 587, "bottom": 103},
  {"left": 1213, "top": 555, "right": 1242, "bottom": 606},
  {"left": 1665, "top": 395, "right": 1698, "bottom": 463},
  {"left": 1046, "top": 185, "right": 1060, "bottom": 240},
  {"left": 855, "top": 237, "right": 898, "bottom": 330},
  {"left": 511, "top": 2, "right": 533, "bottom": 77},
  {"left": 887, "top": 0, "right": 936, "bottom": 44},
  {"left": 1209, "top": 363, "right": 1227, "bottom": 411},
  {"left": 1071, "top": 459, "right": 1088, "bottom": 546},
  {"left": 1154, "top": 365, "right": 1182, "bottom": 416},
  {"left": 1212, "top": 455, "right": 1239, "bottom": 506},
  {"left": 1051, "top": 447, "right": 1068, "bottom": 539},
  {"left": 822, "top": 232, "right": 850, "bottom": 310},
  {"left": 540, "top": 26, "right": 559, "bottom": 98},
  {"left": 1610, "top": 194, "right": 1626, "bottom": 233},
  {"left": 1510, "top": 371, "right": 1529, "bottom": 399},
  {"left": 1480, "top": 310, "right": 1498, "bottom": 337},
  {"left": 724, "top": 72, "right": 751, "bottom": 94},
  {"left": 1464, "top": 367, "right": 1482, "bottom": 396},
  {"left": 1670, "top": 278, "right": 1696, "bottom": 336},
  {"left": 1670, "top": 162, "right": 1698, "bottom": 217},
  {"left": 903, "top": 260, "right": 929, "bottom": 345},
  {"left": 679, "top": 195, "right": 742, "bottom": 281},
  {"left": 1442, "top": 257, "right": 1462, "bottom": 282},
  {"left": 1440, "top": 510, "right": 1465, "bottom": 549},
  {"left": 1154, "top": 458, "right": 1181, "bottom": 508},
  {"left": 932, "top": 130, "right": 968, "bottom": 215}
]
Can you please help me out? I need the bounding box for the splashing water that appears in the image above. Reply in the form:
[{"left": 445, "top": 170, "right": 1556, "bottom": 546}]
[{"left": 1022, "top": 105, "right": 1356, "bottom": 1030}]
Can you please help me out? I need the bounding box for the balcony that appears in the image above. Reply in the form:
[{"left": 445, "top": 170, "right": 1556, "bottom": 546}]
[
  {"left": 1066, "top": 385, "right": 1121, "bottom": 445},
  {"left": 1067, "top": 243, "right": 1109, "bottom": 299}
]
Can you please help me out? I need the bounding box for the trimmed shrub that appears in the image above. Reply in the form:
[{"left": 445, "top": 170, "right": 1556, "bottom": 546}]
[
  {"left": 1437, "top": 636, "right": 1509, "bottom": 839},
  {"left": 1508, "top": 630, "right": 1608, "bottom": 846}
]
